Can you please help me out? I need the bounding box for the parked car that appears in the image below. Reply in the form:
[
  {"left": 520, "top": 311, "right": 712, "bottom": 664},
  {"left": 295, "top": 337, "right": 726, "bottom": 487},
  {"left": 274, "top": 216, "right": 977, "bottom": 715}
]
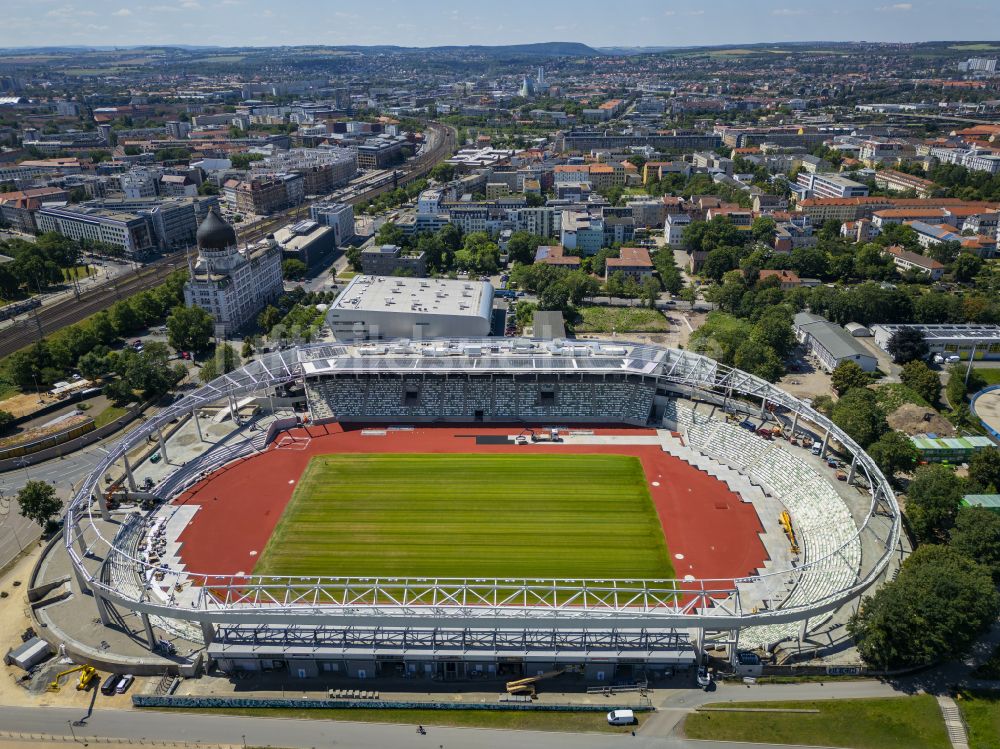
[
  {"left": 696, "top": 665, "right": 712, "bottom": 690},
  {"left": 114, "top": 674, "right": 134, "bottom": 694},
  {"left": 607, "top": 709, "right": 635, "bottom": 726},
  {"left": 100, "top": 674, "right": 119, "bottom": 695}
]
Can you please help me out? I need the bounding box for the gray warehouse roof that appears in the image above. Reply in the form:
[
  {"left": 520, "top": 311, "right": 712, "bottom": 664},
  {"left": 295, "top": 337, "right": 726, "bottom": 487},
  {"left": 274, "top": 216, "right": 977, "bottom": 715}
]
[{"left": 794, "top": 312, "right": 875, "bottom": 361}]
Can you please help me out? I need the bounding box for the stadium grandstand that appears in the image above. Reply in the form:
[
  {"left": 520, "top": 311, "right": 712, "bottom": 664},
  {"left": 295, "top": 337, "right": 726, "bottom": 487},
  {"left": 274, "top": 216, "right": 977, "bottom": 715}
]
[{"left": 52, "top": 338, "right": 901, "bottom": 682}]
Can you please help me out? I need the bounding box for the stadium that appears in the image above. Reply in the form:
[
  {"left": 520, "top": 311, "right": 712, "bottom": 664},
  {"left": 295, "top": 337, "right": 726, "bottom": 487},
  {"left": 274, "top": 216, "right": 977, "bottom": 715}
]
[{"left": 59, "top": 338, "right": 901, "bottom": 683}]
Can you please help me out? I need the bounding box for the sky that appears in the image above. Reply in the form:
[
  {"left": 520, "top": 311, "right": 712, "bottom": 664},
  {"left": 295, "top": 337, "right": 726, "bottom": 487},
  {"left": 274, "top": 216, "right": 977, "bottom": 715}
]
[{"left": 2, "top": 0, "right": 1000, "bottom": 49}]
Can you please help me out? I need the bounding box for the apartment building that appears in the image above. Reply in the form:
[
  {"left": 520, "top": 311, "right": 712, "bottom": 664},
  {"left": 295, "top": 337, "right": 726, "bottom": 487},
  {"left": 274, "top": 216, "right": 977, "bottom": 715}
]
[
  {"left": 36, "top": 205, "right": 156, "bottom": 259},
  {"left": 255, "top": 148, "right": 357, "bottom": 193},
  {"left": 534, "top": 245, "right": 581, "bottom": 268},
  {"left": 797, "top": 172, "right": 869, "bottom": 199},
  {"left": 664, "top": 213, "right": 692, "bottom": 248},
  {"left": 228, "top": 177, "right": 288, "bottom": 216},
  {"left": 882, "top": 245, "right": 945, "bottom": 280},
  {"left": 875, "top": 169, "right": 934, "bottom": 198},
  {"left": 560, "top": 211, "right": 605, "bottom": 255},
  {"left": 605, "top": 247, "right": 653, "bottom": 282}
]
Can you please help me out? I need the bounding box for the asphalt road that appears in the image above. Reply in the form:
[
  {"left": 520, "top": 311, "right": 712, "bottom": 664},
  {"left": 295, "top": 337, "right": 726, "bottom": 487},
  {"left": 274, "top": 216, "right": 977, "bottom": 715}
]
[
  {"left": 0, "top": 703, "right": 841, "bottom": 749},
  {"left": 0, "top": 437, "right": 111, "bottom": 571}
]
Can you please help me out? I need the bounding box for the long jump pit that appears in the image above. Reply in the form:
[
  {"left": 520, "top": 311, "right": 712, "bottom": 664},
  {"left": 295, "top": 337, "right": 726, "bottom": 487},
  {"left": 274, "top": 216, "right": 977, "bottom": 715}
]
[{"left": 170, "top": 423, "right": 770, "bottom": 590}]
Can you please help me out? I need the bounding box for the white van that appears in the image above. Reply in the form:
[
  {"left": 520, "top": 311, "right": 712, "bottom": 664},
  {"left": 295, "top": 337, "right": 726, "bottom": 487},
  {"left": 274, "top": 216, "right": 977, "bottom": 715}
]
[
  {"left": 811, "top": 443, "right": 822, "bottom": 456},
  {"left": 607, "top": 709, "right": 635, "bottom": 726},
  {"left": 945, "top": 355, "right": 960, "bottom": 364}
]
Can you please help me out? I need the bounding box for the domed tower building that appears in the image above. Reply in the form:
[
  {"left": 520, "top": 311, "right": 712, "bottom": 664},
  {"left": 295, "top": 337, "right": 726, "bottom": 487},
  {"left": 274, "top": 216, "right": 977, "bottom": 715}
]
[{"left": 182, "top": 208, "right": 283, "bottom": 337}]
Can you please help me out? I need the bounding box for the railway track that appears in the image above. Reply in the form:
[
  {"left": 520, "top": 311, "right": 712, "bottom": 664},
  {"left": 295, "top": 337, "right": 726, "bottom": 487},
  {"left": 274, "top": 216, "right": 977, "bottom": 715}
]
[
  {"left": 0, "top": 122, "right": 457, "bottom": 360},
  {"left": 0, "top": 259, "right": 182, "bottom": 359}
]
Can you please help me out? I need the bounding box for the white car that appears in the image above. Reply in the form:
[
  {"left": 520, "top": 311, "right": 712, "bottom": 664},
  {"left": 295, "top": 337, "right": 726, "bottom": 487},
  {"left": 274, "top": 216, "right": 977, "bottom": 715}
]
[
  {"left": 514, "top": 435, "right": 529, "bottom": 445},
  {"left": 696, "top": 665, "right": 712, "bottom": 689},
  {"left": 607, "top": 709, "right": 635, "bottom": 726}
]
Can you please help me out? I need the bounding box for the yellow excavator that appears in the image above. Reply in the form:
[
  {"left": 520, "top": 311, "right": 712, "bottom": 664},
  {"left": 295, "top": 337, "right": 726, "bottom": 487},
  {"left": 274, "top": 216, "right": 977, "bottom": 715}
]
[
  {"left": 505, "top": 668, "right": 565, "bottom": 697},
  {"left": 47, "top": 665, "right": 99, "bottom": 692},
  {"left": 779, "top": 511, "right": 800, "bottom": 555}
]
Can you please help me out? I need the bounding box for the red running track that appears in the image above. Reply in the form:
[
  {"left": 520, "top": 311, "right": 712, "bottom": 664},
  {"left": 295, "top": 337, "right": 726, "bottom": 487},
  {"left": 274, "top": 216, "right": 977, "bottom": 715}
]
[{"left": 173, "top": 424, "right": 768, "bottom": 584}]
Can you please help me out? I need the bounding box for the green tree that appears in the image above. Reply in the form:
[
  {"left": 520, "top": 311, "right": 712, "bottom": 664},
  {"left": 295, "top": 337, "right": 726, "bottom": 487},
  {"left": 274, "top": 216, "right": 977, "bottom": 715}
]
[
  {"left": 258, "top": 305, "right": 283, "bottom": 333},
  {"left": 241, "top": 337, "right": 255, "bottom": 361},
  {"left": 505, "top": 231, "right": 545, "bottom": 266},
  {"left": 952, "top": 252, "right": 982, "bottom": 283},
  {"left": 166, "top": 305, "right": 214, "bottom": 354},
  {"left": 77, "top": 350, "right": 111, "bottom": 381},
  {"left": 642, "top": 277, "right": 661, "bottom": 309},
  {"left": 867, "top": 430, "right": 919, "bottom": 481},
  {"left": 848, "top": 545, "right": 999, "bottom": 670},
  {"left": 733, "top": 339, "right": 784, "bottom": 382},
  {"left": 946, "top": 365, "right": 970, "bottom": 409},
  {"left": 199, "top": 344, "right": 240, "bottom": 383},
  {"left": 0, "top": 409, "right": 14, "bottom": 433},
  {"left": 375, "top": 222, "right": 405, "bottom": 247},
  {"left": 968, "top": 447, "right": 1000, "bottom": 494},
  {"left": 282, "top": 259, "right": 308, "bottom": 280},
  {"left": 16, "top": 480, "right": 62, "bottom": 528},
  {"left": 900, "top": 360, "right": 941, "bottom": 405},
  {"left": 831, "top": 360, "right": 870, "bottom": 396},
  {"left": 831, "top": 388, "right": 887, "bottom": 448},
  {"left": 429, "top": 162, "right": 455, "bottom": 182},
  {"left": 751, "top": 216, "right": 777, "bottom": 243},
  {"left": 950, "top": 506, "right": 1000, "bottom": 583},
  {"left": 907, "top": 463, "right": 965, "bottom": 543},
  {"left": 886, "top": 328, "right": 929, "bottom": 364}
]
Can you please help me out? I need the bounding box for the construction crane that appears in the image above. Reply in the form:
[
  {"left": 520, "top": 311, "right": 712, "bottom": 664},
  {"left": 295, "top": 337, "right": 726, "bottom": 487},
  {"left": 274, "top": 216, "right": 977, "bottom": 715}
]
[
  {"left": 505, "top": 668, "right": 565, "bottom": 696},
  {"left": 779, "top": 511, "right": 800, "bottom": 555},
  {"left": 47, "top": 665, "right": 98, "bottom": 692}
]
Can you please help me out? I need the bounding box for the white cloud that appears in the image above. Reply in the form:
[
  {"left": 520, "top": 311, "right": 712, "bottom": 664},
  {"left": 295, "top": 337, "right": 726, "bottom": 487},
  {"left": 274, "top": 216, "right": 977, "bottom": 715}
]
[
  {"left": 771, "top": 8, "right": 806, "bottom": 15},
  {"left": 878, "top": 2, "right": 913, "bottom": 9},
  {"left": 112, "top": 8, "right": 132, "bottom": 16}
]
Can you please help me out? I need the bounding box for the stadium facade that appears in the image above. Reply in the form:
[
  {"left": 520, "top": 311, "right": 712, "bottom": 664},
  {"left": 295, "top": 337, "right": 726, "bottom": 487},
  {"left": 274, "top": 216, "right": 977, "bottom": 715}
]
[{"left": 61, "top": 339, "right": 900, "bottom": 681}]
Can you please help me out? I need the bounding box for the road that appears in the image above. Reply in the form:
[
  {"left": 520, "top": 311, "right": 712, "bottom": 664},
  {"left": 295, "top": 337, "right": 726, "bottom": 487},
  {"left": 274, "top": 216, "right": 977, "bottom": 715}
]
[
  {"left": 0, "top": 433, "right": 116, "bottom": 571},
  {"left": 0, "top": 703, "right": 847, "bottom": 749}
]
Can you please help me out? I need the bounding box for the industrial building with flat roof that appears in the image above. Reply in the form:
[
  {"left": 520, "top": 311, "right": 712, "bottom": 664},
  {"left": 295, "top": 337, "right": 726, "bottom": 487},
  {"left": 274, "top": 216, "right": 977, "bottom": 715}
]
[
  {"left": 872, "top": 324, "right": 1000, "bottom": 361},
  {"left": 794, "top": 312, "right": 878, "bottom": 372},
  {"left": 326, "top": 275, "right": 494, "bottom": 341}
]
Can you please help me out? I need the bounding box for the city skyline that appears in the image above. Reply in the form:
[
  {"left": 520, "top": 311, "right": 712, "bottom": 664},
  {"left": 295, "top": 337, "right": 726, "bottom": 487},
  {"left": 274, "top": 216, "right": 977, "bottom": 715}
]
[{"left": 2, "top": 0, "right": 1000, "bottom": 49}]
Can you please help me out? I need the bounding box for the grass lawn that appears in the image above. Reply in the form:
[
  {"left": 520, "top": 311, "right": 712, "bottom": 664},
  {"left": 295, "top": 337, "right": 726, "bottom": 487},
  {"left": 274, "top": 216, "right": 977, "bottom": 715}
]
[
  {"left": 61, "top": 265, "right": 95, "bottom": 282},
  {"left": 874, "top": 382, "right": 932, "bottom": 413},
  {"left": 974, "top": 368, "right": 1000, "bottom": 387},
  {"left": 684, "top": 696, "right": 949, "bottom": 749},
  {"left": 92, "top": 404, "right": 128, "bottom": 429},
  {"left": 574, "top": 305, "right": 668, "bottom": 334},
  {"left": 254, "top": 453, "right": 672, "bottom": 580},
  {"left": 145, "top": 706, "right": 635, "bottom": 733},
  {"left": 959, "top": 690, "right": 1000, "bottom": 749}
]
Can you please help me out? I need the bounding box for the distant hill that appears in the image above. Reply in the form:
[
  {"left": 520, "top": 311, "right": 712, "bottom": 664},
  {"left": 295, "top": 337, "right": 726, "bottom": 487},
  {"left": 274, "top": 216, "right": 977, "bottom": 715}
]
[
  {"left": 597, "top": 46, "right": 682, "bottom": 56},
  {"left": 334, "top": 42, "right": 603, "bottom": 58}
]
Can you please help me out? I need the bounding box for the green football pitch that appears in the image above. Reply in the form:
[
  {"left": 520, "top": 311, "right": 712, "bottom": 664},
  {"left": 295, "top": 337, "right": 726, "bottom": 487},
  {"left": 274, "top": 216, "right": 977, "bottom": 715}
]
[{"left": 253, "top": 453, "right": 673, "bottom": 580}]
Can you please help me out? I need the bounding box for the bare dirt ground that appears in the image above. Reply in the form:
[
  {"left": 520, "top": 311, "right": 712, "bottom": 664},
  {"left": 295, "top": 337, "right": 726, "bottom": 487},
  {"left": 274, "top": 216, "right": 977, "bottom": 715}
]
[
  {"left": 887, "top": 403, "right": 956, "bottom": 437},
  {"left": 0, "top": 393, "right": 58, "bottom": 420},
  {"left": 0, "top": 549, "right": 139, "bottom": 711}
]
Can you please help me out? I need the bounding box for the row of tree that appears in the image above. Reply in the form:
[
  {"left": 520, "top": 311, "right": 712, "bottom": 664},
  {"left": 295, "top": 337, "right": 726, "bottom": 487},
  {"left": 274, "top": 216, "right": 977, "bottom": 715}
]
[{"left": 4, "top": 270, "right": 189, "bottom": 392}]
